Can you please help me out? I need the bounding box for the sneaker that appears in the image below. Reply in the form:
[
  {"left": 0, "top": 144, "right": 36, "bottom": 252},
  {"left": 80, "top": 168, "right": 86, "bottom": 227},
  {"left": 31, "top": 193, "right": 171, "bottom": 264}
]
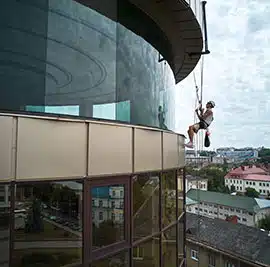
[{"left": 185, "top": 142, "right": 194, "bottom": 148}]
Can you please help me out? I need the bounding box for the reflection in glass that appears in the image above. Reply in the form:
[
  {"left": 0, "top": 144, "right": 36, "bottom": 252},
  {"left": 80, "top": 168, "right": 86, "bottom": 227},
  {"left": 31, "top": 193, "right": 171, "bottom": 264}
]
[
  {"left": 0, "top": 184, "right": 10, "bottom": 267},
  {"left": 12, "top": 181, "right": 82, "bottom": 267},
  {"left": 0, "top": 0, "right": 175, "bottom": 130},
  {"left": 91, "top": 251, "right": 128, "bottom": 267},
  {"left": 178, "top": 220, "right": 185, "bottom": 265},
  {"left": 133, "top": 237, "right": 160, "bottom": 267},
  {"left": 92, "top": 185, "right": 125, "bottom": 248},
  {"left": 133, "top": 174, "right": 159, "bottom": 241},
  {"left": 162, "top": 227, "right": 177, "bottom": 267},
  {"left": 177, "top": 169, "right": 184, "bottom": 217},
  {"left": 162, "top": 171, "right": 177, "bottom": 228}
]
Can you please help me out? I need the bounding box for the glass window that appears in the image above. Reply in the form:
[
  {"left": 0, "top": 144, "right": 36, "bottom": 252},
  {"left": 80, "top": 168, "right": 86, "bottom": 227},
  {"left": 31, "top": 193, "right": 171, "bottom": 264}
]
[
  {"left": 162, "top": 227, "right": 177, "bottom": 267},
  {"left": 162, "top": 171, "right": 176, "bottom": 228},
  {"left": 91, "top": 184, "right": 125, "bottom": 249},
  {"left": 12, "top": 181, "right": 82, "bottom": 266},
  {"left": 209, "top": 254, "right": 216, "bottom": 267},
  {"left": 133, "top": 237, "right": 160, "bottom": 267},
  {"left": 133, "top": 174, "right": 160, "bottom": 242},
  {"left": 91, "top": 251, "right": 129, "bottom": 267},
  {"left": 0, "top": 184, "right": 10, "bottom": 267},
  {"left": 177, "top": 169, "right": 184, "bottom": 216},
  {"left": 0, "top": 0, "right": 176, "bottom": 130},
  {"left": 191, "top": 249, "right": 198, "bottom": 261},
  {"left": 178, "top": 219, "right": 185, "bottom": 265}
]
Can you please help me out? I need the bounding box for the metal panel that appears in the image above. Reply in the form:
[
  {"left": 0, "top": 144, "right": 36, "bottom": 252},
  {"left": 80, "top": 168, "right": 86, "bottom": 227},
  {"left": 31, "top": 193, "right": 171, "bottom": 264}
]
[
  {"left": 163, "top": 132, "right": 179, "bottom": 169},
  {"left": 88, "top": 123, "right": 132, "bottom": 176},
  {"left": 16, "top": 117, "right": 87, "bottom": 179},
  {"left": 0, "top": 116, "right": 15, "bottom": 181},
  {"left": 178, "top": 135, "right": 185, "bottom": 168},
  {"left": 134, "top": 128, "right": 162, "bottom": 172}
]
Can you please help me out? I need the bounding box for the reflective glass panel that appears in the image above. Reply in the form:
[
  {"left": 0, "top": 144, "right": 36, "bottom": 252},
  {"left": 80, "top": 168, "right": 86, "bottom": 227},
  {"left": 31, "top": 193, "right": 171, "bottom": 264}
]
[
  {"left": 12, "top": 181, "right": 82, "bottom": 267},
  {"left": 91, "top": 184, "right": 125, "bottom": 248},
  {"left": 133, "top": 174, "right": 160, "bottom": 242},
  {"left": 0, "top": 184, "right": 10, "bottom": 267},
  {"left": 91, "top": 251, "right": 129, "bottom": 267},
  {"left": 162, "top": 171, "right": 177, "bottom": 228},
  {"left": 133, "top": 237, "right": 160, "bottom": 267}
]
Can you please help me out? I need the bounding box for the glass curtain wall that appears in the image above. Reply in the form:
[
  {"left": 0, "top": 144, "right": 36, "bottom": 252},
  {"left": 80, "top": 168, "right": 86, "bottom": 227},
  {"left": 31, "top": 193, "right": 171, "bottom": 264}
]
[
  {"left": 0, "top": 0, "right": 175, "bottom": 130},
  {"left": 0, "top": 168, "right": 185, "bottom": 267}
]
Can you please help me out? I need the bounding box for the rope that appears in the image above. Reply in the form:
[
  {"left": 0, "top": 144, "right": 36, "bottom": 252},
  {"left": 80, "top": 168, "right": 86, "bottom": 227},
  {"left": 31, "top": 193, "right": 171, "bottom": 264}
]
[{"left": 192, "top": 53, "right": 206, "bottom": 267}]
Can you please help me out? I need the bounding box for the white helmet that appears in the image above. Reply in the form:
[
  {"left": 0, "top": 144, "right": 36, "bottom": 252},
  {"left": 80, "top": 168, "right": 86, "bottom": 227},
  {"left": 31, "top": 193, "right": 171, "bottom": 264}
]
[{"left": 208, "top": 101, "right": 215, "bottom": 108}]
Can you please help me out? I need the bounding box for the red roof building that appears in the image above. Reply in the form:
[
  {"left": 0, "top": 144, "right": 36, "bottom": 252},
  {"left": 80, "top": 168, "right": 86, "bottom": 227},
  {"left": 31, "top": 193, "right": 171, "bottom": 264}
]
[
  {"left": 225, "top": 165, "right": 270, "bottom": 196},
  {"left": 225, "top": 165, "right": 267, "bottom": 179}
]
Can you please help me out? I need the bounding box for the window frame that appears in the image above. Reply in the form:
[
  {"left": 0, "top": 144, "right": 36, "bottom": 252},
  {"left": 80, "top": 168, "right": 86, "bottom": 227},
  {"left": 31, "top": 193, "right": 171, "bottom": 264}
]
[
  {"left": 208, "top": 254, "right": 216, "bottom": 267},
  {"left": 191, "top": 249, "right": 198, "bottom": 261},
  {"left": 85, "top": 175, "right": 131, "bottom": 263}
]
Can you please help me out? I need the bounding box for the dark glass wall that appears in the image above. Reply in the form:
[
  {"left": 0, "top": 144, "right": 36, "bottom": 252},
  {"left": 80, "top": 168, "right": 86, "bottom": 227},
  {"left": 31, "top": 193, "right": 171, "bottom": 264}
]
[
  {"left": 0, "top": 0, "right": 175, "bottom": 130},
  {"left": 0, "top": 168, "right": 184, "bottom": 267}
]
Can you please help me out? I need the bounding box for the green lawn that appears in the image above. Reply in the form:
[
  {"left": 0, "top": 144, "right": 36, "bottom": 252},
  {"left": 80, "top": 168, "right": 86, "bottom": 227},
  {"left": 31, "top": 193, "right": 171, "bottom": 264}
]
[{"left": 15, "top": 220, "right": 78, "bottom": 241}]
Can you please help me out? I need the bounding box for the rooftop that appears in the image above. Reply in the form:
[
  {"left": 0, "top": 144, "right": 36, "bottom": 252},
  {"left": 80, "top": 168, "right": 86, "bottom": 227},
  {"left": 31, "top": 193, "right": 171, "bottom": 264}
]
[
  {"left": 186, "top": 213, "right": 270, "bottom": 266},
  {"left": 226, "top": 165, "right": 267, "bottom": 178},
  {"left": 186, "top": 189, "right": 258, "bottom": 213},
  {"left": 243, "top": 174, "right": 270, "bottom": 182}
]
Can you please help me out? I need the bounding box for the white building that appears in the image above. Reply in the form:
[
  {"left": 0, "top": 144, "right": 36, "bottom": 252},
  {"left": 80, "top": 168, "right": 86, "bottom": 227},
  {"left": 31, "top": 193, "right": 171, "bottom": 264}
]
[
  {"left": 186, "top": 189, "right": 270, "bottom": 227},
  {"left": 185, "top": 175, "right": 208, "bottom": 193},
  {"left": 225, "top": 174, "right": 270, "bottom": 196},
  {"left": 92, "top": 186, "right": 124, "bottom": 226}
]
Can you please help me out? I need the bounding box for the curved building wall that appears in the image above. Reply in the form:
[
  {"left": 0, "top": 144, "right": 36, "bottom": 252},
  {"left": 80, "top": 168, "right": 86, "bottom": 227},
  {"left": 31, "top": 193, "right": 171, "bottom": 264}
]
[{"left": 0, "top": 0, "right": 175, "bottom": 130}]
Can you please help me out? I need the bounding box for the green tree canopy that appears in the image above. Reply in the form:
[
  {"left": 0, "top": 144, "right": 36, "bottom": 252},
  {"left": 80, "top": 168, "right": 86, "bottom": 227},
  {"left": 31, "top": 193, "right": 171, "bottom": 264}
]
[
  {"left": 257, "top": 215, "right": 270, "bottom": 231},
  {"left": 245, "top": 187, "right": 260, "bottom": 198}
]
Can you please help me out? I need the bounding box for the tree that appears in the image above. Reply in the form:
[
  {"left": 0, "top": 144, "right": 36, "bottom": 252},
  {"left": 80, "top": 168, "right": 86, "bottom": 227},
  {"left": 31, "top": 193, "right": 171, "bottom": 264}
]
[
  {"left": 257, "top": 215, "right": 270, "bottom": 230},
  {"left": 245, "top": 187, "right": 260, "bottom": 198},
  {"left": 258, "top": 148, "right": 270, "bottom": 163}
]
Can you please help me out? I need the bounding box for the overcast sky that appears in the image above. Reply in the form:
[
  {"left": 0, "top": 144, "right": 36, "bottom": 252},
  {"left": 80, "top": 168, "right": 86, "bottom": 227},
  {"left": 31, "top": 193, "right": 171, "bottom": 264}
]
[{"left": 175, "top": 0, "right": 270, "bottom": 149}]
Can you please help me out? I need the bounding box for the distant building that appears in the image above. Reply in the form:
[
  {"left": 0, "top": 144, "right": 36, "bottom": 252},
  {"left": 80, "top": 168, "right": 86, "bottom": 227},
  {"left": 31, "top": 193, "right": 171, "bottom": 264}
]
[
  {"left": 216, "top": 147, "right": 259, "bottom": 162},
  {"left": 186, "top": 213, "right": 270, "bottom": 267},
  {"left": 92, "top": 186, "right": 124, "bottom": 226},
  {"left": 185, "top": 175, "right": 208, "bottom": 193},
  {"left": 186, "top": 189, "right": 270, "bottom": 227},
  {"left": 225, "top": 165, "right": 270, "bottom": 196}
]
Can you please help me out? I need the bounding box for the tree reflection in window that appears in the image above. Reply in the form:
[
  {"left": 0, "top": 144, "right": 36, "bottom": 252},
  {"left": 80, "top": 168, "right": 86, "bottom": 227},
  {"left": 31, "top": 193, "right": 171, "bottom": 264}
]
[
  {"left": 133, "top": 174, "right": 160, "bottom": 241},
  {"left": 91, "top": 185, "right": 125, "bottom": 248},
  {"left": 13, "top": 181, "right": 82, "bottom": 267},
  {"left": 162, "top": 171, "right": 177, "bottom": 227}
]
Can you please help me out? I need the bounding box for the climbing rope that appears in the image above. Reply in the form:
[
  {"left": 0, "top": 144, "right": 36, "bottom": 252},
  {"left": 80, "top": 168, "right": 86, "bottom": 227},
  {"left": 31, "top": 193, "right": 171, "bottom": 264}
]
[{"left": 192, "top": 52, "right": 206, "bottom": 267}]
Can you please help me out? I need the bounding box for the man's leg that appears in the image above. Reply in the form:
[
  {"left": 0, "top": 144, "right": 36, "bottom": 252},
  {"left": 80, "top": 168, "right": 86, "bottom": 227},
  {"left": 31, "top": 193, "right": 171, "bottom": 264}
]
[{"left": 186, "top": 124, "right": 199, "bottom": 148}]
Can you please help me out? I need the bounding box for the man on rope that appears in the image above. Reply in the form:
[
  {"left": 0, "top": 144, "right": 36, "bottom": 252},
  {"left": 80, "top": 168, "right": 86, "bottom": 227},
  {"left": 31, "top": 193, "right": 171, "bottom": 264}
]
[{"left": 185, "top": 101, "right": 215, "bottom": 148}]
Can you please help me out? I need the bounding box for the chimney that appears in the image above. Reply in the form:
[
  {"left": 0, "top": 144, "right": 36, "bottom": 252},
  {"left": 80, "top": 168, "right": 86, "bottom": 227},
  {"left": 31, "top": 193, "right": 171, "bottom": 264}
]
[
  {"left": 241, "top": 166, "right": 245, "bottom": 171},
  {"left": 226, "top": 215, "right": 238, "bottom": 224}
]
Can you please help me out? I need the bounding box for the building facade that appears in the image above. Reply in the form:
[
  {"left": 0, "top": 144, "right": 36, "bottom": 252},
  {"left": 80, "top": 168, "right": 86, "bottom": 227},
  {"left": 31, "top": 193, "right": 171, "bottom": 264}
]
[
  {"left": 185, "top": 175, "right": 208, "bottom": 193},
  {"left": 216, "top": 148, "right": 259, "bottom": 162},
  {"left": 0, "top": 0, "right": 206, "bottom": 266},
  {"left": 225, "top": 165, "right": 270, "bottom": 196},
  {"left": 186, "top": 189, "right": 270, "bottom": 227}
]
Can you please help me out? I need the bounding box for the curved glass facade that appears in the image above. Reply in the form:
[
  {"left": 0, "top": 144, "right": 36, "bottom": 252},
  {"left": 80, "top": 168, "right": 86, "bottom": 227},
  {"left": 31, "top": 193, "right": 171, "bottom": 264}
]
[{"left": 0, "top": 0, "right": 175, "bottom": 130}]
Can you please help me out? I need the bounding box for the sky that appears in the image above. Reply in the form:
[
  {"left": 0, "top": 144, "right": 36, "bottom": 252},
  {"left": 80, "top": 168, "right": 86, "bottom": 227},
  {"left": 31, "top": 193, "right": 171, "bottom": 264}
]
[{"left": 175, "top": 0, "right": 270, "bottom": 149}]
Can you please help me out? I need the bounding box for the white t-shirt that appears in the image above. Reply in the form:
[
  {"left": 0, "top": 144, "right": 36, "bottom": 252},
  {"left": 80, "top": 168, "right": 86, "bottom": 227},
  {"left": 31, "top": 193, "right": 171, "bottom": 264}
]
[{"left": 204, "top": 108, "right": 213, "bottom": 126}]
